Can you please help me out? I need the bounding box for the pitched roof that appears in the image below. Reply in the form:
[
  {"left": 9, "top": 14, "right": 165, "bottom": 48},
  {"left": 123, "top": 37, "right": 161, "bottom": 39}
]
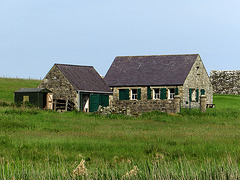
[
  {"left": 55, "top": 64, "right": 112, "bottom": 93},
  {"left": 15, "top": 88, "right": 51, "bottom": 93},
  {"left": 104, "top": 54, "right": 198, "bottom": 87}
]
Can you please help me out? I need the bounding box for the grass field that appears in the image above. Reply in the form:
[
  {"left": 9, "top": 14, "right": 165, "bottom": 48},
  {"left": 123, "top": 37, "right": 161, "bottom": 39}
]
[
  {"left": 0, "top": 78, "right": 240, "bottom": 179},
  {"left": 0, "top": 78, "right": 40, "bottom": 102}
]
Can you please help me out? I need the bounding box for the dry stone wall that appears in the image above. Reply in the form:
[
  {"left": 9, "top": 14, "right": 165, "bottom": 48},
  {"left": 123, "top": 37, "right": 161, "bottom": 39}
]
[{"left": 210, "top": 70, "right": 240, "bottom": 95}]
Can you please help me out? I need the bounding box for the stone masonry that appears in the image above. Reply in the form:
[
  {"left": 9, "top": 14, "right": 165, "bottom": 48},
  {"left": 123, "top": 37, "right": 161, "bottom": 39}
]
[
  {"left": 210, "top": 70, "right": 240, "bottom": 95},
  {"left": 182, "top": 55, "right": 213, "bottom": 108},
  {"left": 38, "top": 65, "right": 78, "bottom": 107},
  {"left": 109, "top": 86, "right": 181, "bottom": 114}
]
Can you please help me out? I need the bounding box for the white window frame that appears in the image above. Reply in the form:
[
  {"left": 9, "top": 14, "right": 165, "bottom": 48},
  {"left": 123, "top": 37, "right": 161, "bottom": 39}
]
[
  {"left": 168, "top": 88, "right": 175, "bottom": 99},
  {"left": 131, "top": 89, "right": 138, "bottom": 100},
  {"left": 153, "top": 88, "right": 160, "bottom": 99}
]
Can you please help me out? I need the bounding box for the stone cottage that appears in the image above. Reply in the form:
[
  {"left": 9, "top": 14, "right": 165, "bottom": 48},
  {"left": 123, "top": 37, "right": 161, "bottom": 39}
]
[
  {"left": 104, "top": 54, "right": 213, "bottom": 113},
  {"left": 38, "top": 63, "right": 112, "bottom": 112}
]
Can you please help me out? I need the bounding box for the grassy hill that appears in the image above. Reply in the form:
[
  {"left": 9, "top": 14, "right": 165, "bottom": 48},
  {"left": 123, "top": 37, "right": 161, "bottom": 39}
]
[
  {"left": 0, "top": 78, "right": 41, "bottom": 102},
  {"left": 214, "top": 94, "right": 240, "bottom": 109},
  {"left": 0, "top": 77, "right": 239, "bottom": 179}
]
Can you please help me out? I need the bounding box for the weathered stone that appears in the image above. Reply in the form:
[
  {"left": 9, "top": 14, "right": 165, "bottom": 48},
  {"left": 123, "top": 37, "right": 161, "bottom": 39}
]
[
  {"left": 200, "top": 95, "right": 207, "bottom": 112},
  {"left": 210, "top": 70, "right": 240, "bottom": 95}
]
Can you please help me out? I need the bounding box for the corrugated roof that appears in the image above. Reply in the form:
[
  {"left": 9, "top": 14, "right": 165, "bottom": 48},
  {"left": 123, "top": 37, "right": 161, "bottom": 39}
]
[
  {"left": 15, "top": 88, "right": 51, "bottom": 93},
  {"left": 104, "top": 54, "right": 198, "bottom": 87},
  {"left": 55, "top": 64, "right": 112, "bottom": 92}
]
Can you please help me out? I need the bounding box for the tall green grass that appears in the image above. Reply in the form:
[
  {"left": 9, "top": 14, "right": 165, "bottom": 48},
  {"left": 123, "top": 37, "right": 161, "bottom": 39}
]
[
  {"left": 0, "top": 105, "right": 239, "bottom": 179},
  {"left": 0, "top": 77, "right": 239, "bottom": 179}
]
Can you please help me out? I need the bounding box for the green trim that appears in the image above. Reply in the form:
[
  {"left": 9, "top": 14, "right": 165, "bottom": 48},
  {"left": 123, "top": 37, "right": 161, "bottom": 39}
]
[
  {"left": 147, "top": 87, "right": 152, "bottom": 100},
  {"left": 175, "top": 88, "right": 179, "bottom": 95},
  {"left": 137, "top": 89, "right": 141, "bottom": 100},
  {"left": 125, "top": 89, "right": 130, "bottom": 100},
  {"left": 189, "top": 88, "right": 192, "bottom": 102},
  {"left": 196, "top": 89, "right": 199, "bottom": 102},
  {"left": 160, "top": 88, "right": 167, "bottom": 99}
]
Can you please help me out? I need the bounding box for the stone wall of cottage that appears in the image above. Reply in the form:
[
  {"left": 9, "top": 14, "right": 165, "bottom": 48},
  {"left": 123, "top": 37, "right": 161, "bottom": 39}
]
[
  {"left": 112, "top": 99, "right": 179, "bottom": 115},
  {"left": 210, "top": 70, "right": 240, "bottom": 95},
  {"left": 110, "top": 86, "right": 181, "bottom": 114},
  {"left": 38, "top": 65, "right": 78, "bottom": 108},
  {"left": 182, "top": 55, "right": 213, "bottom": 108}
]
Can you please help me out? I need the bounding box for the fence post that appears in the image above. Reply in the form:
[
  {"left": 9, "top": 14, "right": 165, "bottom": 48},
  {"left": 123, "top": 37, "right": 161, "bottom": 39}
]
[
  {"left": 174, "top": 95, "right": 181, "bottom": 113},
  {"left": 200, "top": 95, "right": 207, "bottom": 112},
  {"left": 65, "top": 98, "right": 69, "bottom": 112}
]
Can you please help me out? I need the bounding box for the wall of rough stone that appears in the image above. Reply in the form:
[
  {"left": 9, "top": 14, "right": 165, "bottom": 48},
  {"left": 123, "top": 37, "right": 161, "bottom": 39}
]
[
  {"left": 210, "top": 70, "right": 240, "bottom": 95},
  {"left": 38, "top": 65, "right": 78, "bottom": 108},
  {"left": 110, "top": 86, "right": 180, "bottom": 114},
  {"left": 112, "top": 99, "right": 177, "bottom": 115},
  {"left": 183, "top": 55, "right": 213, "bottom": 108}
]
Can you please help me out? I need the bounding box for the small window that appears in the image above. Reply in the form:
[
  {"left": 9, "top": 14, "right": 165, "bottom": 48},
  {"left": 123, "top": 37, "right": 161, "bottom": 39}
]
[
  {"left": 131, "top": 89, "right": 138, "bottom": 100},
  {"left": 168, "top": 89, "right": 175, "bottom": 99},
  {"left": 153, "top": 89, "right": 160, "bottom": 99},
  {"left": 196, "top": 66, "right": 200, "bottom": 75},
  {"left": 189, "top": 89, "right": 199, "bottom": 102},
  {"left": 23, "top": 96, "right": 29, "bottom": 102}
]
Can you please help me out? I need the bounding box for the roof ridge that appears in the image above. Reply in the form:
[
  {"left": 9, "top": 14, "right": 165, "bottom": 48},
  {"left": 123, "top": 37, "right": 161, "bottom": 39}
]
[
  {"left": 115, "top": 54, "right": 199, "bottom": 58},
  {"left": 55, "top": 63, "right": 93, "bottom": 68}
]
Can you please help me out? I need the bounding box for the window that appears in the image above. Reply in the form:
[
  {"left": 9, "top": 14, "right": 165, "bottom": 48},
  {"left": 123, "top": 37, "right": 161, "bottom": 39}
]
[
  {"left": 153, "top": 89, "right": 160, "bottom": 99},
  {"left": 189, "top": 89, "right": 199, "bottom": 102},
  {"left": 131, "top": 89, "right": 138, "bottom": 100},
  {"left": 168, "top": 89, "right": 175, "bottom": 99},
  {"left": 23, "top": 96, "right": 29, "bottom": 102},
  {"left": 196, "top": 66, "right": 200, "bottom": 75}
]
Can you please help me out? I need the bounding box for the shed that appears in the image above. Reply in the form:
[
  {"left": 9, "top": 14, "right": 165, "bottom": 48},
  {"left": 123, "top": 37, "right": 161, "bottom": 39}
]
[
  {"left": 38, "top": 64, "right": 112, "bottom": 112},
  {"left": 14, "top": 88, "right": 53, "bottom": 109}
]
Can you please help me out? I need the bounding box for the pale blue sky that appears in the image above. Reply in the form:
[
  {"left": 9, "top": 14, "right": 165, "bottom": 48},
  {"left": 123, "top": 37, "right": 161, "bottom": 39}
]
[{"left": 0, "top": 0, "right": 240, "bottom": 79}]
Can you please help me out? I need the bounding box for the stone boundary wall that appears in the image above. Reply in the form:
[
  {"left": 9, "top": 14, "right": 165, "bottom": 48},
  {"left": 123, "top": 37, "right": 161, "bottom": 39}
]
[
  {"left": 210, "top": 70, "right": 240, "bottom": 95},
  {"left": 99, "top": 97, "right": 181, "bottom": 115}
]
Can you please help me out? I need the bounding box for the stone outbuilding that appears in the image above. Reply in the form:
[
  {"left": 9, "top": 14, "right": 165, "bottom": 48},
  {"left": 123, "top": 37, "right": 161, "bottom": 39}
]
[
  {"left": 104, "top": 54, "right": 213, "bottom": 113},
  {"left": 38, "top": 63, "right": 112, "bottom": 112}
]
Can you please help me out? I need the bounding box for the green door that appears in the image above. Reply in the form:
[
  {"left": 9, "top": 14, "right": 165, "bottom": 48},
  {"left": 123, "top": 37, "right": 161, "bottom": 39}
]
[
  {"left": 89, "top": 94, "right": 100, "bottom": 112},
  {"left": 101, "top": 95, "right": 109, "bottom": 107},
  {"left": 89, "top": 94, "right": 109, "bottom": 112}
]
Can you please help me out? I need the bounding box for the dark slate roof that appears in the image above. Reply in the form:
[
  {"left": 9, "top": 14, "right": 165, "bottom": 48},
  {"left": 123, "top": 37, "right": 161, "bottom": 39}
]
[
  {"left": 15, "top": 88, "right": 51, "bottom": 93},
  {"left": 104, "top": 54, "right": 198, "bottom": 87},
  {"left": 55, "top": 64, "right": 112, "bottom": 93}
]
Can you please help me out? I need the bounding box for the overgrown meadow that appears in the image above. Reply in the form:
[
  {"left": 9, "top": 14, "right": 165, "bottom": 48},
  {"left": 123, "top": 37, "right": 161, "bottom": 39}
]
[{"left": 0, "top": 78, "right": 240, "bottom": 179}]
